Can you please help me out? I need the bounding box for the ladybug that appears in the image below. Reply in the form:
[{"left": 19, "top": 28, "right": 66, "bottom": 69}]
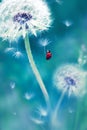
[{"left": 46, "top": 50, "right": 52, "bottom": 60}]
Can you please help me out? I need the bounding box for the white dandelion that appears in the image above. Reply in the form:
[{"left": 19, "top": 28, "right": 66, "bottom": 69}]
[
  {"left": 0, "top": 0, "right": 52, "bottom": 104},
  {"left": 0, "top": 0, "right": 51, "bottom": 41},
  {"left": 53, "top": 64, "right": 86, "bottom": 97},
  {"left": 5, "top": 47, "right": 15, "bottom": 53},
  {"left": 38, "top": 38, "right": 51, "bottom": 54},
  {"left": 52, "top": 64, "right": 86, "bottom": 123},
  {"left": 5, "top": 42, "right": 15, "bottom": 53},
  {"left": 68, "top": 108, "right": 74, "bottom": 114}
]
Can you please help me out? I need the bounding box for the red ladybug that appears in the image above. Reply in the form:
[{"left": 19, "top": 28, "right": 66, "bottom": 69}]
[{"left": 46, "top": 50, "right": 52, "bottom": 60}]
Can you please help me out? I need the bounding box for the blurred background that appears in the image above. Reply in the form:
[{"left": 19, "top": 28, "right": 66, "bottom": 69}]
[{"left": 0, "top": 0, "right": 87, "bottom": 130}]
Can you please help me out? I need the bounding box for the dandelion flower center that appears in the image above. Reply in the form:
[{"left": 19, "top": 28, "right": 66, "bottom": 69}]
[
  {"left": 13, "top": 12, "right": 32, "bottom": 25},
  {"left": 64, "top": 76, "right": 76, "bottom": 86}
]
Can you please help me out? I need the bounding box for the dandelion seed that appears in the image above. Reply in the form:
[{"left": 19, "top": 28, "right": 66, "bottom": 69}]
[
  {"left": 24, "top": 92, "right": 34, "bottom": 100},
  {"left": 38, "top": 38, "right": 51, "bottom": 56},
  {"left": 10, "top": 82, "right": 15, "bottom": 89},
  {"left": 13, "top": 50, "right": 23, "bottom": 58},
  {"left": 56, "top": 0, "right": 63, "bottom": 5},
  {"left": 36, "top": 106, "right": 48, "bottom": 117},
  {"left": 38, "top": 38, "right": 50, "bottom": 47},
  {"left": 4, "top": 42, "right": 15, "bottom": 53},
  {"left": 63, "top": 20, "right": 73, "bottom": 27},
  {"left": 31, "top": 117, "right": 44, "bottom": 124}
]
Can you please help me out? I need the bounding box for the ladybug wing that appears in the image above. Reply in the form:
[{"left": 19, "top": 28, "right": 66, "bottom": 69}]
[{"left": 46, "top": 52, "right": 52, "bottom": 60}]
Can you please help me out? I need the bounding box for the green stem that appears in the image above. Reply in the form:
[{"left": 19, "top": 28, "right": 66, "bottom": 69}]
[
  {"left": 24, "top": 33, "right": 49, "bottom": 104},
  {"left": 52, "top": 88, "right": 67, "bottom": 124},
  {"left": 74, "top": 101, "right": 80, "bottom": 130}
]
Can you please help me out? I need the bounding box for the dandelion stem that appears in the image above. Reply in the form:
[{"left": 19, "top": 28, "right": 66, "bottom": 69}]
[
  {"left": 24, "top": 33, "right": 49, "bottom": 104},
  {"left": 52, "top": 88, "right": 67, "bottom": 123},
  {"left": 74, "top": 101, "right": 81, "bottom": 130}
]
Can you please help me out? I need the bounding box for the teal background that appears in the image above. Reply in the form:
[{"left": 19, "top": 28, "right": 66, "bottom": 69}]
[{"left": 0, "top": 0, "right": 87, "bottom": 130}]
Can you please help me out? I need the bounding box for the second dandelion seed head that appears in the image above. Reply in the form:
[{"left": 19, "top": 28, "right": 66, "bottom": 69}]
[{"left": 53, "top": 64, "right": 87, "bottom": 97}]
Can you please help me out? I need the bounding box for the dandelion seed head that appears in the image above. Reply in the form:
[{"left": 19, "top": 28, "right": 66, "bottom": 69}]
[
  {"left": 53, "top": 64, "right": 86, "bottom": 97},
  {"left": 0, "top": 0, "right": 51, "bottom": 41}
]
